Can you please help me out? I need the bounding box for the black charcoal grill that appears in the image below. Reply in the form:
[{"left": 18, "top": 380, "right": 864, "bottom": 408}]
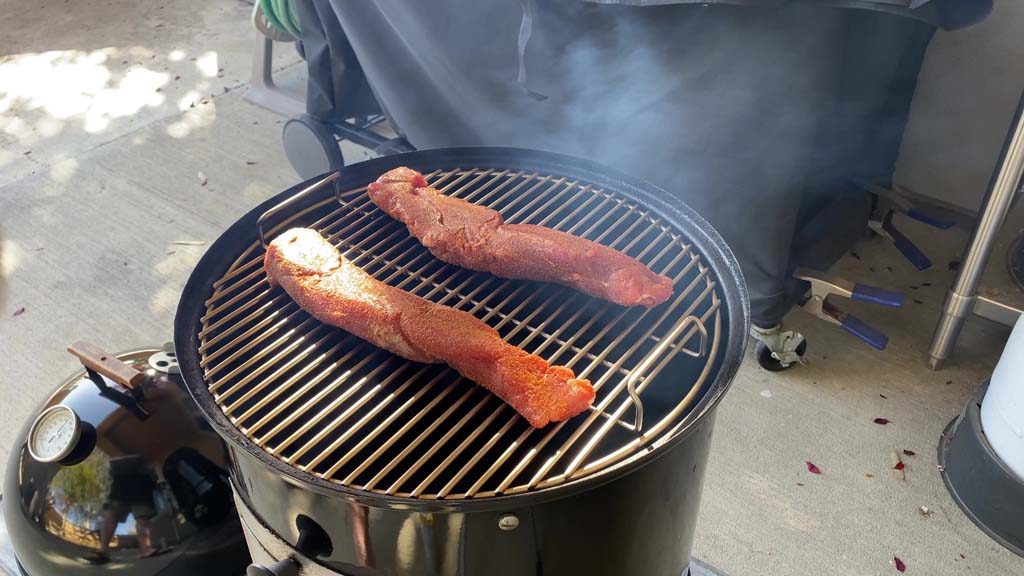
[{"left": 174, "top": 148, "right": 748, "bottom": 575}]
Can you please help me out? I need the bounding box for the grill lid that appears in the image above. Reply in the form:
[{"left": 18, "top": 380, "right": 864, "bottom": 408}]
[{"left": 176, "top": 148, "right": 748, "bottom": 505}]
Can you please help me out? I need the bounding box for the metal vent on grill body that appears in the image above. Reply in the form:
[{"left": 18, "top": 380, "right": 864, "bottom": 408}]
[{"left": 196, "top": 167, "right": 724, "bottom": 500}]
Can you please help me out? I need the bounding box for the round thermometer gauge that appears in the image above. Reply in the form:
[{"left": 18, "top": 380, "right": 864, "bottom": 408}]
[{"left": 27, "top": 405, "right": 81, "bottom": 463}]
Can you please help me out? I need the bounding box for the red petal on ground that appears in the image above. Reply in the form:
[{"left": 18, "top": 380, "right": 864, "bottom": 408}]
[
  {"left": 894, "top": 461, "right": 905, "bottom": 471},
  {"left": 805, "top": 461, "right": 821, "bottom": 475},
  {"left": 12, "top": 307, "right": 25, "bottom": 317},
  {"left": 874, "top": 418, "right": 890, "bottom": 425},
  {"left": 894, "top": 556, "right": 906, "bottom": 572}
]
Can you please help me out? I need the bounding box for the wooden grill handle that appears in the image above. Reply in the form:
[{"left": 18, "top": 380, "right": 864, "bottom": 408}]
[{"left": 67, "top": 341, "right": 147, "bottom": 389}]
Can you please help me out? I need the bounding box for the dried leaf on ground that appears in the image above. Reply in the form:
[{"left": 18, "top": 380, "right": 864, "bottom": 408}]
[
  {"left": 874, "top": 418, "right": 890, "bottom": 425},
  {"left": 890, "top": 448, "right": 905, "bottom": 480}
]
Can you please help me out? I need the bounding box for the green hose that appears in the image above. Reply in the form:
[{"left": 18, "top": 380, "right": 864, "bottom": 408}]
[
  {"left": 281, "top": 0, "right": 302, "bottom": 37},
  {"left": 260, "top": 0, "right": 301, "bottom": 38}
]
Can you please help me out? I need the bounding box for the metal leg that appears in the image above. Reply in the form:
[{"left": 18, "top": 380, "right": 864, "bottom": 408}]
[
  {"left": 928, "top": 89, "right": 1024, "bottom": 370},
  {"left": 244, "top": 36, "right": 306, "bottom": 118},
  {"left": 253, "top": 36, "right": 274, "bottom": 89}
]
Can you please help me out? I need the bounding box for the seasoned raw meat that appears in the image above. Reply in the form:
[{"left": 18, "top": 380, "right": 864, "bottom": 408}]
[
  {"left": 367, "top": 167, "right": 674, "bottom": 307},
  {"left": 265, "top": 228, "right": 595, "bottom": 427}
]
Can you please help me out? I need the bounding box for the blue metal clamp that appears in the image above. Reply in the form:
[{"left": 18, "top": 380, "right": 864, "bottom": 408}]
[{"left": 795, "top": 268, "right": 904, "bottom": 351}]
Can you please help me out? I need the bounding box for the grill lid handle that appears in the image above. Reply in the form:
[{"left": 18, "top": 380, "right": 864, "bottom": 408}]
[{"left": 67, "top": 341, "right": 147, "bottom": 390}]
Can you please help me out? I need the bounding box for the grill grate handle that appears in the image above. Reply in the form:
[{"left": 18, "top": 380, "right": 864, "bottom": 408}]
[
  {"left": 257, "top": 171, "right": 342, "bottom": 248},
  {"left": 626, "top": 315, "right": 707, "bottom": 433}
]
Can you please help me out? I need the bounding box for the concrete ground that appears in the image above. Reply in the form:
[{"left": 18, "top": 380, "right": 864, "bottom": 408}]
[{"left": 1, "top": 1, "right": 1022, "bottom": 575}]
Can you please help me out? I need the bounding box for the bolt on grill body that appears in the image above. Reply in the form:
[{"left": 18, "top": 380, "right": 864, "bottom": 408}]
[{"left": 196, "top": 168, "right": 723, "bottom": 500}]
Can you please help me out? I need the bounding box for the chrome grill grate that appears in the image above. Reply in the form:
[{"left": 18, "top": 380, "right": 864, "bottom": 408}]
[{"left": 196, "top": 168, "right": 723, "bottom": 500}]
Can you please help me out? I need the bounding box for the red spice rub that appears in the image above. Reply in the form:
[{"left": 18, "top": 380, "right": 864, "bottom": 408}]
[
  {"left": 367, "top": 167, "right": 674, "bottom": 307},
  {"left": 265, "top": 228, "right": 595, "bottom": 427}
]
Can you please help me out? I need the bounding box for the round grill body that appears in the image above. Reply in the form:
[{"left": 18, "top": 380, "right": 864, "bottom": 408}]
[{"left": 175, "top": 148, "right": 748, "bottom": 575}]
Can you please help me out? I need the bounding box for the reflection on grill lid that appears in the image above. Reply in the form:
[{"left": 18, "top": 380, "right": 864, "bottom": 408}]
[{"left": 196, "top": 167, "right": 724, "bottom": 500}]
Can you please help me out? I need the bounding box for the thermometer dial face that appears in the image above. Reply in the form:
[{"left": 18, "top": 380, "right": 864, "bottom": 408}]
[{"left": 28, "top": 406, "right": 81, "bottom": 463}]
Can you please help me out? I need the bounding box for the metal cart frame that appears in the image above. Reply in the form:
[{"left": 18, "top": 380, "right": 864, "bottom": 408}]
[{"left": 928, "top": 88, "right": 1024, "bottom": 369}]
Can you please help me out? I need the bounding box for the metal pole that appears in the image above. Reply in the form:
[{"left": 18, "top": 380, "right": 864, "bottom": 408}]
[{"left": 928, "top": 89, "right": 1024, "bottom": 370}]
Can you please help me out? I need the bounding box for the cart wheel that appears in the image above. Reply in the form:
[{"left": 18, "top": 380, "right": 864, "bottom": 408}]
[
  {"left": 283, "top": 114, "right": 344, "bottom": 179},
  {"left": 755, "top": 340, "right": 808, "bottom": 372}
]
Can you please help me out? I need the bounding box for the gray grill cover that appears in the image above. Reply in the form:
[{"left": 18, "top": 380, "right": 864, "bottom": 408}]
[{"left": 322, "top": 0, "right": 986, "bottom": 325}]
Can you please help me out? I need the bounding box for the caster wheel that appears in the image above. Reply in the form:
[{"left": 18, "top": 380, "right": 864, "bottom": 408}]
[
  {"left": 283, "top": 114, "right": 344, "bottom": 180},
  {"left": 755, "top": 339, "right": 807, "bottom": 372}
]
